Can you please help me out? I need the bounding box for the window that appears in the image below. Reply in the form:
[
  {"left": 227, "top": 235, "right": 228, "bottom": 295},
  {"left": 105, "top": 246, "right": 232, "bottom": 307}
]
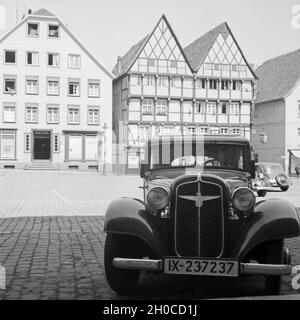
[
  {"left": 157, "top": 76, "right": 168, "bottom": 87},
  {"left": 239, "top": 65, "right": 247, "bottom": 72},
  {"left": 142, "top": 99, "right": 153, "bottom": 114},
  {"left": 25, "top": 104, "right": 38, "bottom": 123},
  {"left": 47, "top": 53, "right": 59, "bottom": 67},
  {"left": 221, "top": 80, "right": 229, "bottom": 90},
  {"left": 230, "top": 103, "right": 240, "bottom": 115},
  {"left": 26, "top": 52, "right": 38, "bottom": 66},
  {"left": 170, "top": 77, "right": 181, "bottom": 88},
  {"left": 131, "top": 75, "right": 141, "bottom": 86},
  {"left": 207, "top": 102, "right": 216, "bottom": 114},
  {"left": 24, "top": 133, "right": 31, "bottom": 153},
  {"left": 3, "top": 103, "right": 16, "bottom": 123},
  {"left": 232, "top": 65, "right": 238, "bottom": 72},
  {"left": 147, "top": 59, "right": 155, "bottom": 67},
  {"left": 48, "top": 25, "right": 59, "bottom": 38},
  {"left": 4, "top": 50, "right": 16, "bottom": 64},
  {"left": 26, "top": 77, "right": 38, "bottom": 95},
  {"left": 1, "top": 131, "right": 16, "bottom": 160},
  {"left": 219, "top": 102, "right": 228, "bottom": 115},
  {"left": 47, "top": 78, "right": 59, "bottom": 95},
  {"left": 222, "top": 64, "right": 230, "bottom": 72},
  {"left": 53, "top": 134, "right": 60, "bottom": 153},
  {"left": 163, "top": 126, "right": 175, "bottom": 136},
  {"left": 27, "top": 23, "right": 39, "bottom": 36},
  {"left": 88, "top": 80, "right": 100, "bottom": 97},
  {"left": 4, "top": 76, "right": 16, "bottom": 94},
  {"left": 204, "top": 63, "right": 213, "bottom": 70},
  {"left": 209, "top": 79, "right": 218, "bottom": 90},
  {"left": 143, "top": 75, "right": 155, "bottom": 86},
  {"left": 68, "top": 54, "right": 81, "bottom": 69},
  {"left": 220, "top": 127, "right": 229, "bottom": 134},
  {"left": 47, "top": 105, "right": 59, "bottom": 124},
  {"left": 170, "top": 60, "right": 177, "bottom": 68},
  {"left": 140, "top": 126, "right": 151, "bottom": 141},
  {"left": 156, "top": 100, "right": 167, "bottom": 115},
  {"left": 88, "top": 107, "right": 100, "bottom": 125},
  {"left": 195, "top": 101, "right": 205, "bottom": 114},
  {"left": 232, "top": 128, "right": 241, "bottom": 135},
  {"left": 68, "top": 106, "right": 80, "bottom": 124},
  {"left": 214, "top": 64, "right": 220, "bottom": 71},
  {"left": 199, "top": 127, "right": 209, "bottom": 135},
  {"left": 68, "top": 79, "right": 80, "bottom": 96},
  {"left": 187, "top": 127, "right": 196, "bottom": 135},
  {"left": 232, "top": 80, "right": 241, "bottom": 91}
]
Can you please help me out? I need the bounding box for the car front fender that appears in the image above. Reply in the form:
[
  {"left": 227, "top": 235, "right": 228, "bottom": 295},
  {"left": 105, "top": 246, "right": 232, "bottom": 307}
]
[
  {"left": 104, "top": 198, "right": 167, "bottom": 258},
  {"left": 229, "top": 198, "right": 300, "bottom": 260}
]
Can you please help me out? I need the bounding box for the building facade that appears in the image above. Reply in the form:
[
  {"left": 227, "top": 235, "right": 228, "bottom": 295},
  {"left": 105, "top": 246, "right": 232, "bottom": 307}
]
[
  {"left": 0, "top": 8, "right": 113, "bottom": 171},
  {"left": 112, "top": 15, "right": 256, "bottom": 173},
  {"left": 252, "top": 49, "right": 300, "bottom": 174}
]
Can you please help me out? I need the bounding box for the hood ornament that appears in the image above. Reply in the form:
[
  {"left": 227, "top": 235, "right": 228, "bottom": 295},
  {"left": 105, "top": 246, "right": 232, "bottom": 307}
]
[{"left": 179, "top": 192, "right": 220, "bottom": 208}]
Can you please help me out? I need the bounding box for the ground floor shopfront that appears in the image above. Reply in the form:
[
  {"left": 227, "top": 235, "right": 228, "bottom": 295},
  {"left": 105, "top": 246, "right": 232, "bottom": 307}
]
[{"left": 0, "top": 128, "right": 111, "bottom": 172}]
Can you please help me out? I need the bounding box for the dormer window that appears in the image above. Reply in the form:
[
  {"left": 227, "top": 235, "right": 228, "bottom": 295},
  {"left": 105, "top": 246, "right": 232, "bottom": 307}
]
[
  {"left": 48, "top": 25, "right": 59, "bottom": 38},
  {"left": 27, "top": 23, "right": 39, "bottom": 37}
]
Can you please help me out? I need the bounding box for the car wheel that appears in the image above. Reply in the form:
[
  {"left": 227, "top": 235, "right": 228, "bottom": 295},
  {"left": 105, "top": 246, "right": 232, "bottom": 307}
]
[
  {"left": 264, "top": 239, "right": 284, "bottom": 295},
  {"left": 280, "top": 186, "right": 289, "bottom": 192},
  {"left": 257, "top": 190, "right": 267, "bottom": 197},
  {"left": 104, "top": 233, "right": 141, "bottom": 294}
]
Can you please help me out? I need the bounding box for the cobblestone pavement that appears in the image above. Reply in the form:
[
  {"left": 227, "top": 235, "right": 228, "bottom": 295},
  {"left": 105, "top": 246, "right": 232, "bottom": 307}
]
[
  {"left": 0, "top": 170, "right": 299, "bottom": 299},
  {"left": 0, "top": 215, "right": 299, "bottom": 300}
]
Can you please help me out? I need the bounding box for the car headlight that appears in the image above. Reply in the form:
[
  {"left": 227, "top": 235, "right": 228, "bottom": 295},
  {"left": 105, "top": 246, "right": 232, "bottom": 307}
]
[
  {"left": 276, "top": 174, "right": 288, "bottom": 187},
  {"left": 258, "top": 173, "right": 264, "bottom": 179},
  {"left": 231, "top": 187, "right": 256, "bottom": 212},
  {"left": 147, "top": 187, "right": 170, "bottom": 211}
]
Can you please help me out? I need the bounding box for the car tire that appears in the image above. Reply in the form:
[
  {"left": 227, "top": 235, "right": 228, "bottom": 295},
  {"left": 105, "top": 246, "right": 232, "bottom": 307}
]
[
  {"left": 104, "top": 233, "right": 141, "bottom": 294},
  {"left": 257, "top": 190, "right": 267, "bottom": 197},
  {"left": 264, "top": 239, "right": 284, "bottom": 295},
  {"left": 280, "top": 186, "right": 289, "bottom": 192}
]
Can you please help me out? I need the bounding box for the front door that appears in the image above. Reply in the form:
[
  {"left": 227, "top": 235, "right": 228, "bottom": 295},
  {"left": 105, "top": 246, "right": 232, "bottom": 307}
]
[{"left": 33, "top": 131, "right": 51, "bottom": 160}]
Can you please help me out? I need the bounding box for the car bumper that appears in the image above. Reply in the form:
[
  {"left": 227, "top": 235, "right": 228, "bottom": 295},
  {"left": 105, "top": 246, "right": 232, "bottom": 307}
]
[{"left": 113, "top": 258, "right": 292, "bottom": 276}]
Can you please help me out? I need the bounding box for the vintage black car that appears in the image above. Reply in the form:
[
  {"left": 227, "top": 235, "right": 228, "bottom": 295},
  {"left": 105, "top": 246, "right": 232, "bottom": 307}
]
[
  {"left": 253, "top": 162, "right": 290, "bottom": 197},
  {"left": 104, "top": 135, "right": 300, "bottom": 295}
]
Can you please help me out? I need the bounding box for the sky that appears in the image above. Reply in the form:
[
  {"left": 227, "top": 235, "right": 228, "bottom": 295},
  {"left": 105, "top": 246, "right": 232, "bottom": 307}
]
[{"left": 0, "top": 0, "right": 299, "bottom": 73}]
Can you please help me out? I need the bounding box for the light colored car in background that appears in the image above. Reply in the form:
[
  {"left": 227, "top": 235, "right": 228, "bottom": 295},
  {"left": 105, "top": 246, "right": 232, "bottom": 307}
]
[{"left": 253, "top": 162, "right": 290, "bottom": 197}]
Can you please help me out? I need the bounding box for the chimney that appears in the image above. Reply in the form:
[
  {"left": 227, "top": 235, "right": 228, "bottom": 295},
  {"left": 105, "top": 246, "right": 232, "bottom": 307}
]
[
  {"left": 28, "top": 9, "right": 32, "bottom": 14},
  {"left": 117, "top": 56, "right": 122, "bottom": 74}
]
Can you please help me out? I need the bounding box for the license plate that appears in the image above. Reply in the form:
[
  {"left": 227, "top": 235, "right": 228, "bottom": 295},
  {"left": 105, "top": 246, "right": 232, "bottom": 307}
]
[{"left": 163, "top": 257, "right": 239, "bottom": 277}]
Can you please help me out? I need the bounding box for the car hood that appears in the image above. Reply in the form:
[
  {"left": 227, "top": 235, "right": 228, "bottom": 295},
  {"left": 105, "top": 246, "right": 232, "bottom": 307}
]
[{"left": 147, "top": 168, "right": 250, "bottom": 190}]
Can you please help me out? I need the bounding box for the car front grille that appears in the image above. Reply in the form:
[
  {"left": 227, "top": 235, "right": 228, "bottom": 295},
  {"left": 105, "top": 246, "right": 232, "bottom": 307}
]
[{"left": 175, "top": 177, "right": 224, "bottom": 258}]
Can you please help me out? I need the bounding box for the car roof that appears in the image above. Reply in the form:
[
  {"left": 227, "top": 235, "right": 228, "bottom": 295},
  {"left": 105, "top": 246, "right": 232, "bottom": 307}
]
[
  {"left": 146, "top": 135, "right": 250, "bottom": 146},
  {"left": 256, "top": 162, "right": 283, "bottom": 167}
]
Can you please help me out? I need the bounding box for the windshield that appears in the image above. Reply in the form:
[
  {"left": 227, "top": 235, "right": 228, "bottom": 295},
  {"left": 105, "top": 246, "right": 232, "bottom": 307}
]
[
  {"left": 145, "top": 142, "right": 249, "bottom": 171},
  {"left": 265, "top": 165, "right": 284, "bottom": 176}
]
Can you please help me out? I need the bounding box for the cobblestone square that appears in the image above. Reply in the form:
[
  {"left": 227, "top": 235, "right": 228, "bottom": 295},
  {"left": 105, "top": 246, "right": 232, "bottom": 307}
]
[{"left": 0, "top": 170, "right": 299, "bottom": 299}]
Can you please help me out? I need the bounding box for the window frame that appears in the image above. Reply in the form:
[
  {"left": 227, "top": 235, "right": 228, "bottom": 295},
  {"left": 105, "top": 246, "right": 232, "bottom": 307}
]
[
  {"left": 68, "top": 79, "right": 81, "bottom": 97},
  {"left": 47, "top": 52, "right": 60, "bottom": 68},
  {"left": 0, "top": 130, "right": 17, "bottom": 160},
  {"left": 27, "top": 22, "right": 39, "bottom": 37},
  {"left": 47, "top": 77, "right": 60, "bottom": 96},
  {"left": 46, "top": 104, "right": 60, "bottom": 124},
  {"left": 4, "top": 50, "right": 16, "bottom": 65},
  {"left": 26, "top": 51, "right": 39, "bottom": 66},
  {"left": 68, "top": 54, "right": 81, "bottom": 69},
  {"left": 25, "top": 76, "right": 39, "bottom": 95},
  {"left": 25, "top": 103, "right": 39, "bottom": 123},
  {"left": 142, "top": 99, "right": 154, "bottom": 115},
  {"left": 67, "top": 105, "right": 80, "bottom": 125},
  {"left": 3, "top": 75, "right": 17, "bottom": 94},
  {"left": 88, "top": 79, "right": 100, "bottom": 98},
  {"left": 3, "top": 102, "right": 16, "bottom": 123},
  {"left": 48, "top": 24, "right": 60, "bottom": 39},
  {"left": 87, "top": 106, "right": 100, "bottom": 125}
]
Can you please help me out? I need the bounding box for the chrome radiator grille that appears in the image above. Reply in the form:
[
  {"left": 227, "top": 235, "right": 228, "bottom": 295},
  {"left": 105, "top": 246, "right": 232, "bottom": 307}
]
[{"left": 175, "top": 178, "right": 224, "bottom": 258}]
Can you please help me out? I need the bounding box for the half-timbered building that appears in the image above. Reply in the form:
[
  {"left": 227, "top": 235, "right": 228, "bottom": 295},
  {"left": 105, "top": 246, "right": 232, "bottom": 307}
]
[{"left": 112, "top": 15, "right": 257, "bottom": 173}]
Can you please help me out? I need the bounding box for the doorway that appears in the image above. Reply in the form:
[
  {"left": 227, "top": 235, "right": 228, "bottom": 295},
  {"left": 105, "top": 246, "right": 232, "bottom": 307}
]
[{"left": 33, "top": 131, "right": 51, "bottom": 160}]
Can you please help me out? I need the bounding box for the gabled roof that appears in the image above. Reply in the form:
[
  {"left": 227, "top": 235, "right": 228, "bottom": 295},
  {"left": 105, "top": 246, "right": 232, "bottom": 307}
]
[
  {"left": 0, "top": 8, "right": 113, "bottom": 79},
  {"left": 255, "top": 49, "right": 300, "bottom": 104},
  {"left": 112, "top": 36, "right": 149, "bottom": 77},
  {"left": 32, "top": 8, "right": 55, "bottom": 16},
  {"left": 112, "top": 15, "right": 193, "bottom": 78},
  {"left": 184, "top": 22, "right": 257, "bottom": 79}
]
